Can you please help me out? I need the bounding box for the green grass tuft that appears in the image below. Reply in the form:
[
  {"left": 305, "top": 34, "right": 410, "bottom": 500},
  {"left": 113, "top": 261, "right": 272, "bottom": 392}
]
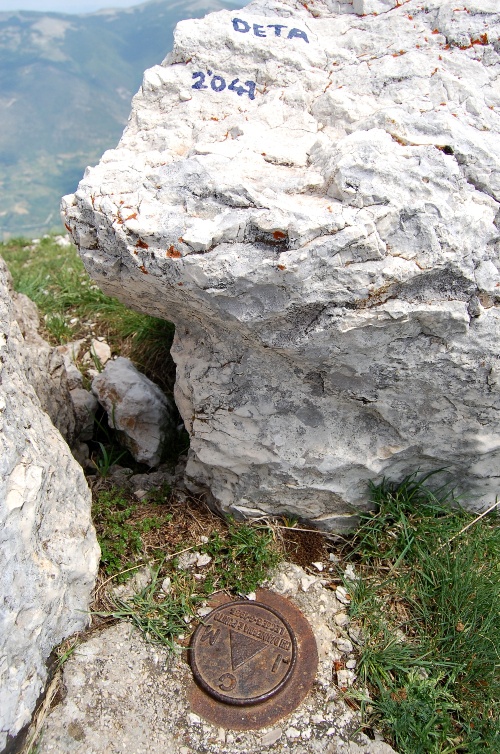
[
  {"left": 347, "top": 473, "right": 500, "bottom": 754},
  {"left": 201, "top": 520, "right": 282, "bottom": 595}
]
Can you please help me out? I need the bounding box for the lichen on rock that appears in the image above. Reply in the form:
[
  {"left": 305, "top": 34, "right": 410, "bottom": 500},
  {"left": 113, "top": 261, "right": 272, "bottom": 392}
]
[{"left": 63, "top": 0, "right": 500, "bottom": 527}]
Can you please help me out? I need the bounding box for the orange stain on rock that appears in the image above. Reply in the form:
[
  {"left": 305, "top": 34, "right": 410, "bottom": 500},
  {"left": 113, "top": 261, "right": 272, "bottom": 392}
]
[{"left": 166, "top": 245, "right": 182, "bottom": 258}]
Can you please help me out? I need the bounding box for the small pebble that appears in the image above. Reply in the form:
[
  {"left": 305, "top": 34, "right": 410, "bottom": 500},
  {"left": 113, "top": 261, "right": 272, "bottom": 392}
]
[
  {"left": 337, "top": 668, "right": 355, "bottom": 687},
  {"left": 187, "top": 713, "right": 201, "bottom": 725},
  {"left": 336, "top": 585, "right": 351, "bottom": 604},
  {"left": 196, "top": 553, "right": 212, "bottom": 567},
  {"left": 348, "top": 626, "right": 363, "bottom": 644},
  {"left": 343, "top": 564, "right": 359, "bottom": 582},
  {"left": 336, "top": 638, "right": 354, "bottom": 654},
  {"left": 311, "top": 713, "right": 325, "bottom": 724},
  {"left": 286, "top": 727, "right": 301, "bottom": 739},
  {"left": 177, "top": 551, "right": 199, "bottom": 570},
  {"left": 334, "top": 612, "right": 350, "bottom": 627},
  {"left": 161, "top": 577, "right": 172, "bottom": 594},
  {"left": 246, "top": 592, "right": 257, "bottom": 601},
  {"left": 312, "top": 561, "right": 324, "bottom": 571},
  {"left": 301, "top": 574, "right": 317, "bottom": 592},
  {"left": 260, "top": 728, "right": 282, "bottom": 746},
  {"left": 346, "top": 659, "right": 357, "bottom": 669}
]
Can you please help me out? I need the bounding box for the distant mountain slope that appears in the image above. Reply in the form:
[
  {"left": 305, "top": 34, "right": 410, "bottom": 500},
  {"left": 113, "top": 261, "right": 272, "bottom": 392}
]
[{"left": 0, "top": 0, "right": 241, "bottom": 239}]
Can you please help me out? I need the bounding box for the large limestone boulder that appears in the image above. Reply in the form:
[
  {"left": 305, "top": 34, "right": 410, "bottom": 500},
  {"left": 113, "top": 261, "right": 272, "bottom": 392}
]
[
  {"left": 63, "top": 0, "right": 500, "bottom": 528},
  {"left": 0, "top": 258, "right": 100, "bottom": 752}
]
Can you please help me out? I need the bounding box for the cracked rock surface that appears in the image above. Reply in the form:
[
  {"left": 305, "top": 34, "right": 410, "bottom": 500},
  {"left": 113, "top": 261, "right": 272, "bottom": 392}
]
[
  {"left": 63, "top": 0, "right": 500, "bottom": 527},
  {"left": 38, "top": 563, "right": 397, "bottom": 754},
  {"left": 0, "top": 259, "right": 100, "bottom": 751}
]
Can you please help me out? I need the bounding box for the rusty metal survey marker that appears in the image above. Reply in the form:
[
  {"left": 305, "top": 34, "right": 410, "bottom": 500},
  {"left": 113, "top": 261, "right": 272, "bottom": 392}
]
[
  {"left": 190, "top": 601, "right": 297, "bottom": 705},
  {"left": 189, "top": 590, "right": 318, "bottom": 729}
]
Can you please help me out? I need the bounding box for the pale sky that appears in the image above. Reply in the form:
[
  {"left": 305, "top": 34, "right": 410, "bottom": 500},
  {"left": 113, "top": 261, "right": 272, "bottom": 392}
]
[{"left": 0, "top": 0, "right": 153, "bottom": 12}]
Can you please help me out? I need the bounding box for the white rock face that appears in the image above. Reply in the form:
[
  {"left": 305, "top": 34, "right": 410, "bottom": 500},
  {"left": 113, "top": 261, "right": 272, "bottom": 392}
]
[
  {"left": 0, "top": 259, "right": 100, "bottom": 751},
  {"left": 63, "top": 0, "right": 500, "bottom": 527},
  {"left": 91, "top": 357, "right": 176, "bottom": 466},
  {"left": 11, "top": 290, "right": 77, "bottom": 444}
]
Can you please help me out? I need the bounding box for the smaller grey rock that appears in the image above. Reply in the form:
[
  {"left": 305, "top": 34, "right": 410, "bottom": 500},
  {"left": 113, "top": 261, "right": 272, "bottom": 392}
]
[
  {"left": 57, "top": 339, "right": 85, "bottom": 362},
  {"left": 57, "top": 340, "right": 85, "bottom": 389},
  {"left": 196, "top": 553, "right": 212, "bottom": 568},
  {"left": 70, "top": 387, "right": 98, "bottom": 442},
  {"left": 72, "top": 441, "right": 90, "bottom": 469},
  {"left": 343, "top": 564, "right": 359, "bottom": 583},
  {"left": 301, "top": 574, "right": 319, "bottom": 592},
  {"left": 337, "top": 638, "right": 354, "bottom": 654},
  {"left": 107, "top": 465, "right": 134, "bottom": 486},
  {"left": 112, "top": 567, "right": 152, "bottom": 600},
  {"left": 334, "top": 612, "right": 350, "bottom": 627},
  {"left": 64, "top": 360, "right": 84, "bottom": 390},
  {"left": 475, "top": 260, "right": 500, "bottom": 294},
  {"left": 129, "top": 466, "right": 174, "bottom": 492},
  {"left": 177, "top": 551, "right": 199, "bottom": 570},
  {"left": 336, "top": 668, "right": 355, "bottom": 687},
  {"left": 92, "top": 357, "right": 176, "bottom": 466}
]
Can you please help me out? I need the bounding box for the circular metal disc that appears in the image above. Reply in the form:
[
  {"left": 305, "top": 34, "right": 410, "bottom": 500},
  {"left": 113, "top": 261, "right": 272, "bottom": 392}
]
[{"left": 190, "top": 601, "right": 297, "bottom": 706}]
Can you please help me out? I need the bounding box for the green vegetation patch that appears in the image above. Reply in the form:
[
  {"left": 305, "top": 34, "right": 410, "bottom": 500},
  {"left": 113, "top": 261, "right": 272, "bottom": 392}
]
[
  {"left": 346, "top": 473, "right": 500, "bottom": 754},
  {"left": 92, "top": 483, "right": 282, "bottom": 649},
  {"left": 92, "top": 485, "right": 173, "bottom": 581},
  {"left": 1, "top": 236, "right": 175, "bottom": 392}
]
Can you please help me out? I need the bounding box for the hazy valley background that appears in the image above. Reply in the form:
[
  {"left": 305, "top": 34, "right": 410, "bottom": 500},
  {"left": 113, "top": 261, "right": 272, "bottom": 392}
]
[{"left": 0, "top": 0, "right": 242, "bottom": 239}]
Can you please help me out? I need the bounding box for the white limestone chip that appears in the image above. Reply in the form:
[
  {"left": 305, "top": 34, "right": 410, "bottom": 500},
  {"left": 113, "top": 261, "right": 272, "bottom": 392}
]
[{"left": 196, "top": 553, "right": 212, "bottom": 567}]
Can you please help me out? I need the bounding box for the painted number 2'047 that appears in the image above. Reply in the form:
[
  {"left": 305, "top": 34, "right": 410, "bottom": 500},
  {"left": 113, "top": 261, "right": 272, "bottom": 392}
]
[{"left": 192, "top": 70, "right": 256, "bottom": 101}]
